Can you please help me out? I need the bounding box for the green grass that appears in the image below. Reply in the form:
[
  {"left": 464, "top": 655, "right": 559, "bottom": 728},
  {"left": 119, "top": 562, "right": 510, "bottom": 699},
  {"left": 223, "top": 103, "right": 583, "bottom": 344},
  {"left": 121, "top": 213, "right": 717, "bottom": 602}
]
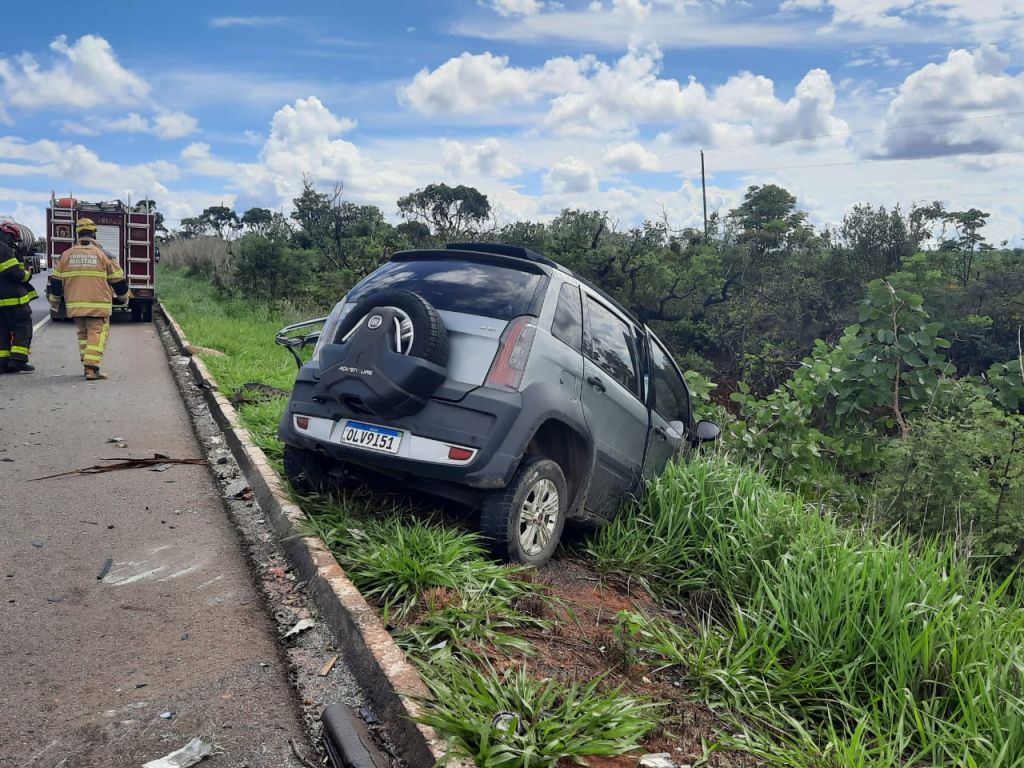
[
  {"left": 590, "top": 458, "right": 1024, "bottom": 766},
  {"left": 159, "top": 266, "right": 315, "bottom": 466},
  {"left": 415, "top": 664, "right": 659, "bottom": 768}
]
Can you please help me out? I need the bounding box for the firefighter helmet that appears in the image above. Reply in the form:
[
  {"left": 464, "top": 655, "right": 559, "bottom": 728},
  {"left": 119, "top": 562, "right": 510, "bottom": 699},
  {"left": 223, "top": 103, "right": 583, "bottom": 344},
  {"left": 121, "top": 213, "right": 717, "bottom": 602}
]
[
  {"left": 76, "top": 217, "right": 97, "bottom": 235},
  {"left": 0, "top": 221, "right": 20, "bottom": 242}
]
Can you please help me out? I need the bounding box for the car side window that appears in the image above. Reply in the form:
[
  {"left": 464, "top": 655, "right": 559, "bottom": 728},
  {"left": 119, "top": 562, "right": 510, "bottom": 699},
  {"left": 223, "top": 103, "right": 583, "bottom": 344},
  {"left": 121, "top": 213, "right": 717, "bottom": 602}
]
[
  {"left": 649, "top": 338, "right": 691, "bottom": 425},
  {"left": 551, "top": 282, "right": 583, "bottom": 352},
  {"left": 583, "top": 295, "right": 640, "bottom": 396}
]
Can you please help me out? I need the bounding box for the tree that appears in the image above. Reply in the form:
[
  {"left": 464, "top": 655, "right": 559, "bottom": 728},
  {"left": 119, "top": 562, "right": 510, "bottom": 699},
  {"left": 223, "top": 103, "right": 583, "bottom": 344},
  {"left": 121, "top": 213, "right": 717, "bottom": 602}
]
[
  {"left": 241, "top": 207, "right": 274, "bottom": 236},
  {"left": 729, "top": 184, "right": 812, "bottom": 261},
  {"left": 940, "top": 208, "right": 990, "bottom": 286},
  {"left": 199, "top": 205, "right": 241, "bottom": 241},
  {"left": 135, "top": 199, "right": 167, "bottom": 236},
  {"left": 396, "top": 183, "right": 491, "bottom": 240}
]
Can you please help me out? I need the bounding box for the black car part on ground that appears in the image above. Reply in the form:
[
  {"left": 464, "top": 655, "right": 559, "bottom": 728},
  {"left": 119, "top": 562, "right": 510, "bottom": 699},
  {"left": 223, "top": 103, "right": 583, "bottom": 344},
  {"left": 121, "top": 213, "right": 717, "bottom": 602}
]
[
  {"left": 321, "top": 704, "right": 386, "bottom": 768},
  {"left": 314, "top": 290, "right": 448, "bottom": 420}
]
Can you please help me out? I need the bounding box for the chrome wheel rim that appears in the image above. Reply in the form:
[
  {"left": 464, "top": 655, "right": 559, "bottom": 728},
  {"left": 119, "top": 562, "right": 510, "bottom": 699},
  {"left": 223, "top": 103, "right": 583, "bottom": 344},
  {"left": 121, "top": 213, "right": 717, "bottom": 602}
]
[{"left": 517, "top": 478, "right": 559, "bottom": 557}]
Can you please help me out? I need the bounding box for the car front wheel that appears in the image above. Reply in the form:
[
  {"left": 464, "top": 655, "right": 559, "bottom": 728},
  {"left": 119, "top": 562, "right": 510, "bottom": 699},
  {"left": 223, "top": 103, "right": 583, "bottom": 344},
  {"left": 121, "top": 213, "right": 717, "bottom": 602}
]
[{"left": 481, "top": 457, "right": 567, "bottom": 565}]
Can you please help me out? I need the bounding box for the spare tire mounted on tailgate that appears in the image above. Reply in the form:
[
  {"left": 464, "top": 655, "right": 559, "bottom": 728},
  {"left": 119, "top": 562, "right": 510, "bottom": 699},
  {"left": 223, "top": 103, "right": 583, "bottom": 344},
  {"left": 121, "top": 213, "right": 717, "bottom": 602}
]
[{"left": 315, "top": 290, "right": 448, "bottom": 420}]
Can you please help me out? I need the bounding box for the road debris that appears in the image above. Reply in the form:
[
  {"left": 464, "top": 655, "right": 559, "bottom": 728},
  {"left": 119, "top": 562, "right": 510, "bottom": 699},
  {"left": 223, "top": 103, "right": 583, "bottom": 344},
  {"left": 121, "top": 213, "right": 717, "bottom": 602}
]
[
  {"left": 319, "top": 655, "right": 339, "bottom": 677},
  {"left": 31, "top": 539, "right": 44, "bottom": 548},
  {"left": 160, "top": 710, "right": 175, "bottom": 720},
  {"left": 29, "top": 455, "right": 206, "bottom": 481},
  {"left": 107, "top": 437, "right": 128, "bottom": 448},
  {"left": 491, "top": 711, "right": 526, "bottom": 735},
  {"left": 149, "top": 463, "right": 172, "bottom": 472},
  {"left": 97, "top": 557, "right": 113, "bottom": 580},
  {"left": 141, "top": 737, "right": 214, "bottom": 768},
  {"left": 284, "top": 618, "right": 315, "bottom": 639},
  {"left": 638, "top": 753, "right": 676, "bottom": 768},
  {"left": 229, "top": 381, "right": 289, "bottom": 406},
  {"left": 289, "top": 737, "right": 319, "bottom": 768}
]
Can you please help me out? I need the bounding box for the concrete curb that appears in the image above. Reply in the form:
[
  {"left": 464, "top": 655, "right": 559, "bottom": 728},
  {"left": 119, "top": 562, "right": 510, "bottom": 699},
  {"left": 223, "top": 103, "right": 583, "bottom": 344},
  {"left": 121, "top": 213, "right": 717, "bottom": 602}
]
[{"left": 157, "top": 302, "right": 450, "bottom": 768}]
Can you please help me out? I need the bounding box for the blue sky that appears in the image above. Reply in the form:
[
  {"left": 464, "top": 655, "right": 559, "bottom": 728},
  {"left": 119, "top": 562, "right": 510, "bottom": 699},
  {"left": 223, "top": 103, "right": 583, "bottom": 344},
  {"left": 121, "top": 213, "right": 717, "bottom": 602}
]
[{"left": 3, "top": 0, "right": 1024, "bottom": 243}]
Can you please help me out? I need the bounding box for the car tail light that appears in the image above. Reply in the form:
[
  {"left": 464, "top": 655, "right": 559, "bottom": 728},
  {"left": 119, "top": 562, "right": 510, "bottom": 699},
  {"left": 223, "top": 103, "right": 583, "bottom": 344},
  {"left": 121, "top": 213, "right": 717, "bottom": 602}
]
[
  {"left": 447, "top": 446, "right": 473, "bottom": 461},
  {"left": 485, "top": 317, "right": 537, "bottom": 391},
  {"left": 295, "top": 416, "right": 310, "bottom": 430}
]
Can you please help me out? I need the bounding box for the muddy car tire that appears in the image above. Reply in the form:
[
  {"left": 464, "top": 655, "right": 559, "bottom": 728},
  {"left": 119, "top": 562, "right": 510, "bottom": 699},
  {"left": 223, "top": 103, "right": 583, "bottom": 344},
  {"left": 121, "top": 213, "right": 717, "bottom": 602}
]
[
  {"left": 283, "top": 444, "right": 328, "bottom": 495},
  {"left": 481, "top": 456, "right": 567, "bottom": 565},
  {"left": 335, "top": 289, "right": 448, "bottom": 367}
]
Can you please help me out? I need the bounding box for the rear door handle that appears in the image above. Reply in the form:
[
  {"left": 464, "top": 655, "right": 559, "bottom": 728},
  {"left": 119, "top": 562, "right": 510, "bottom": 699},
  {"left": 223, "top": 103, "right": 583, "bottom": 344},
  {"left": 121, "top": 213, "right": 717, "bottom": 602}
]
[{"left": 586, "top": 375, "right": 606, "bottom": 393}]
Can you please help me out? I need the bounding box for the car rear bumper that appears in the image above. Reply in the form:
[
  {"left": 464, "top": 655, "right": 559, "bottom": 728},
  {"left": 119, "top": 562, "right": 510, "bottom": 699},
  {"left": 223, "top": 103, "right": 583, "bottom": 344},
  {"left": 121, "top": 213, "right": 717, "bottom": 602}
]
[{"left": 278, "top": 377, "right": 527, "bottom": 490}]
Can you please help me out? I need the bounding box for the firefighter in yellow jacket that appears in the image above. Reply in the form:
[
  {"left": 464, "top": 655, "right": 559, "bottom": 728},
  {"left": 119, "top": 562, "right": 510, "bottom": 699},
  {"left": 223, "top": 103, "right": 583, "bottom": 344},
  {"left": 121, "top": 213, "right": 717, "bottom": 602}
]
[
  {"left": 0, "top": 222, "right": 36, "bottom": 373},
  {"left": 48, "top": 218, "right": 129, "bottom": 381}
]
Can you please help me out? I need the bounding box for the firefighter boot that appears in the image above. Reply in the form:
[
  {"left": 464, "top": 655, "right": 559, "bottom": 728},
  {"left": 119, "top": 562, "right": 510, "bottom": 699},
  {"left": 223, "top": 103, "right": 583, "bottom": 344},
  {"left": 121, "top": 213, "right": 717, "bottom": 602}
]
[
  {"left": 6, "top": 361, "right": 34, "bottom": 373},
  {"left": 84, "top": 366, "right": 108, "bottom": 381}
]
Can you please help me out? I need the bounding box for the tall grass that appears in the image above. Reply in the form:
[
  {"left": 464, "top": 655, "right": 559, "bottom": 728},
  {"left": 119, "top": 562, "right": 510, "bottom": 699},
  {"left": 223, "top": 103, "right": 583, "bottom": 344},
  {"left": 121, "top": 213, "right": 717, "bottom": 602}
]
[{"left": 590, "top": 458, "right": 1024, "bottom": 765}]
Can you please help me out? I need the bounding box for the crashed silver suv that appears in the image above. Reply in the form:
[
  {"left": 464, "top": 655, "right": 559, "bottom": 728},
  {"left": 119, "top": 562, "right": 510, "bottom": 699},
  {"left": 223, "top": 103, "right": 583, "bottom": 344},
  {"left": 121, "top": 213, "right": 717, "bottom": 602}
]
[{"left": 277, "top": 243, "right": 719, "bottom": 565}]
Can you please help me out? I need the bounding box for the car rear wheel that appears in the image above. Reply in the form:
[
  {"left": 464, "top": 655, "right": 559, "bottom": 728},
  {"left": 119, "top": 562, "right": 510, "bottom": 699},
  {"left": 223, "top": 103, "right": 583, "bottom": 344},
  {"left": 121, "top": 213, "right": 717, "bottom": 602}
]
[
  {"left": 283, "top": 444, "right": 328, "bottom": 495},
  {"left": 480, "top": 456, "right": 567, "bottom": 565}
]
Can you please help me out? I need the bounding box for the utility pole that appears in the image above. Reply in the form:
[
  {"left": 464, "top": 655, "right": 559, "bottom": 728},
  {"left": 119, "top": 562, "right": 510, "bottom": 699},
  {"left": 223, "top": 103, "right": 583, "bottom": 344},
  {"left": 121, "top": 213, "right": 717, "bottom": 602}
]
[{"left": 700, "top": 149, "right": 708, "bottom": 243}]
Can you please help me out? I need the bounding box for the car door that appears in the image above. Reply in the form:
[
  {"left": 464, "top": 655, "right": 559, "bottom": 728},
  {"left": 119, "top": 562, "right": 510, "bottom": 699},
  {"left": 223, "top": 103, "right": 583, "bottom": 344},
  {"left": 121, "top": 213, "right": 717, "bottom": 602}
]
[
  {"left": 642, "top": 333, "right": 693, "bottom": 478},
  {"left": 579, "top": 293, "right": 649, "bottom": 517}
]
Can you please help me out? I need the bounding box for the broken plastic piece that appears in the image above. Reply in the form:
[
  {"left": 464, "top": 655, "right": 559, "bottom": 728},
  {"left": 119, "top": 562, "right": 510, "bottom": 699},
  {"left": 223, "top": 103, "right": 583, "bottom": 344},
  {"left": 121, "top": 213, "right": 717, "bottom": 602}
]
[
  {"left": 638, "top": 753, "right": 676, "bottom": 768},
  {"left": 97, "top": 557, "right": 113, "bottom": 580},
  {"left": 284, "top": 618, "right": 315, "bottom": 638},
  {"left": 142, "top": 737, "right": 214, "bottom": 768},
  {"left": 319, "top": 655, "right": 339, "bottom": 676},
  {"left": 491, "top": 711, "right": 526, "bottom": 735}
]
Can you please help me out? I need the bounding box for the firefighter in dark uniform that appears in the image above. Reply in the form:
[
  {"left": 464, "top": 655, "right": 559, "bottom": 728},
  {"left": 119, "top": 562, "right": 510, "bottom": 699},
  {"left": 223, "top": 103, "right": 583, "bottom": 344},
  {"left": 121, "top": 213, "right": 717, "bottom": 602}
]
[{"left": 0, "top": 221, "right": 35, "bottom": 374}]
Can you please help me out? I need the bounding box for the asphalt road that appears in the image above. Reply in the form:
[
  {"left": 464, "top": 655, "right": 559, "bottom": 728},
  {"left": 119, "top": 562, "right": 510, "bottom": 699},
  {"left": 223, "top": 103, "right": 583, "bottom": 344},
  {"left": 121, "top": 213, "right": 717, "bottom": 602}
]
[
  {"left": 0, "top": 319, "right": 309, "bottom": 767},
  {"left": 29, "top": 269, "right": 49, "bottom": 326}
]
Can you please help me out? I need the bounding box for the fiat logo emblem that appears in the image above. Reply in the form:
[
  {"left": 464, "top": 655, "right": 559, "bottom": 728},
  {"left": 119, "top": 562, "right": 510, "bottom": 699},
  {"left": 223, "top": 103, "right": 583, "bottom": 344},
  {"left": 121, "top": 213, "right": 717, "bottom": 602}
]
[{"left": 367, "top": 314, "right": 383, "bottom": 330}]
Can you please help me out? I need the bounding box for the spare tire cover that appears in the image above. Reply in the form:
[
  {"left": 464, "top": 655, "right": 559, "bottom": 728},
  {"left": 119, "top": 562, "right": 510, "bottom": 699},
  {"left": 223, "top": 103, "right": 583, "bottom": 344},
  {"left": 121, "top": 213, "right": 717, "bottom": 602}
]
[{"left": 333, "top": 289, "right": 448, "bottom": 367}]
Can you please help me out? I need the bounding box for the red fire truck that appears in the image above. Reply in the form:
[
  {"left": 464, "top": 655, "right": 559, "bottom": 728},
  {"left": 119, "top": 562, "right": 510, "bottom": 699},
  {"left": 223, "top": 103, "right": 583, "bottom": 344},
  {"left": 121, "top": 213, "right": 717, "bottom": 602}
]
[{"left": 46, "top": 195, "right": 158, "bottom": 322}]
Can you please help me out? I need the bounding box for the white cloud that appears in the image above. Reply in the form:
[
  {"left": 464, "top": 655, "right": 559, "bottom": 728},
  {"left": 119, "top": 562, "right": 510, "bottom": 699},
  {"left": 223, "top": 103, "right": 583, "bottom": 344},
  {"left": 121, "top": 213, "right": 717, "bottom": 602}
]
[
  {"left": 781, "top": 0, "right": 1024, "bottom": 43},
  {"left": 877, "top": 45, "right": 1024, "bottom": 159},
  {"left": 152, "top": 111, "right": 200, "bottom": 139},
  {"left": 108, "top": 113, "right": 151, "bottom": 133},
  {"left": 60, "top": 110, "right": 199, "bottom": 140},
  {"left": 0, "top": 134, "right": 178, "bottom": 196},
  {"left": 845, "top": 45, "right": 904, "bottom": 68},
  {"left": 485, "top": 0, "right": 545, "bottom": 17},
  {"left": 401, "top": 51, "right": 591, "bottom": 114},
  {"left": 441, "top": 138, "right": 521, "bottom": 178},
  {"left": 604, "top": 142, "right": 660, "bottom": 172},
  {"left": 544, "top": 156, "right": 599, "bottom": 194},
  {"left": 403, "top": 46, "right": 847, "bottom": 144},
  {"left": 0, "top": 35, "right": 150, "bottom": 111},
  {"left": 209, "top": 16, "right": 290, "bottom": 28}
]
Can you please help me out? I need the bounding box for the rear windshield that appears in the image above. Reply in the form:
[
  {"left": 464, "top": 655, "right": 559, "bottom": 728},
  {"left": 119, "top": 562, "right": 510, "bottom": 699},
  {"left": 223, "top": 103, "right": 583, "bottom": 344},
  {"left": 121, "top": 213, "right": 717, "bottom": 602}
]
[{"left": 347, "top": 259, "right": 543, "bottom": 320}]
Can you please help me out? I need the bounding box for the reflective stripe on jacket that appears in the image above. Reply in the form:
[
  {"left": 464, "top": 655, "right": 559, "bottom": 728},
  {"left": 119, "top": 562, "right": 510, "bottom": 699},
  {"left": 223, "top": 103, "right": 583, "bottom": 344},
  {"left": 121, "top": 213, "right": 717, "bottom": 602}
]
[
  {"left": 49, "top": 240, "right": 128, "bottom": 318},
  {"left": 0, "top": 241, "right": 36, "bottom": 307}
]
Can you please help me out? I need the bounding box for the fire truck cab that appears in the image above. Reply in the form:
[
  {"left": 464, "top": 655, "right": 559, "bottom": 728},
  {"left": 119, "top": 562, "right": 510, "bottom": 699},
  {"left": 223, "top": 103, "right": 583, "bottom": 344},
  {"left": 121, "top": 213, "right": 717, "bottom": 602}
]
[{"left": 47, "top": 196, "right": 157, "bottom": 322}]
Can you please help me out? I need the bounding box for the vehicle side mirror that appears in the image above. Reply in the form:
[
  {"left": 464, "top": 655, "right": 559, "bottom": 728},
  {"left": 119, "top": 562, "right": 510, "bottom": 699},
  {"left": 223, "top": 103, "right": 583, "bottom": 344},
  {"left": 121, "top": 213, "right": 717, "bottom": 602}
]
[
  {"left": 154, "top": 247, "right": 161, "bottom": 263},
  {"left": 694, "top": 420, "right": 721, "bottom": 442}
]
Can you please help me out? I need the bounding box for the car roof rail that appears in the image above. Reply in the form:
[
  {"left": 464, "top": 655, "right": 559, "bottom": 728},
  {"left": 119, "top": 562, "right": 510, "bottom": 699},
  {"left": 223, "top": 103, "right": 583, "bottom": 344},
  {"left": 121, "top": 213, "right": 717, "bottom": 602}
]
[{"left": 445, "top": 242, "right": 561, "bottom": 269}]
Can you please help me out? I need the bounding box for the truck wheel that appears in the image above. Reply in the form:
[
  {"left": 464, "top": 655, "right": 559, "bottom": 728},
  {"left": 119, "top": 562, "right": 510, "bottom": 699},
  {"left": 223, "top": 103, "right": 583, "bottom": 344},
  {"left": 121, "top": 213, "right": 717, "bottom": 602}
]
[
  {"left": 142, "top": 302, "right": 153, "bottom": 322},
  {"left": 283, "top": 444, "right": 328, "bottom": 495},
  {"left": 130, "top": 302, "right": 142, "bottom": 323},
  {"left": 480, "top": 456, "right": 567, "bottom": 566}
]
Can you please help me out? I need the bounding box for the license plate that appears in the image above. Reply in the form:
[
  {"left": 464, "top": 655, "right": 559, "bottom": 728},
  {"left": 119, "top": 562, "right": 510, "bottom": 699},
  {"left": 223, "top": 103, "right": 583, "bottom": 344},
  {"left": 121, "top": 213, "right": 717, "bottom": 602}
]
[{"left": 341, "top": 420, "right": 403, "bottom": 454}]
